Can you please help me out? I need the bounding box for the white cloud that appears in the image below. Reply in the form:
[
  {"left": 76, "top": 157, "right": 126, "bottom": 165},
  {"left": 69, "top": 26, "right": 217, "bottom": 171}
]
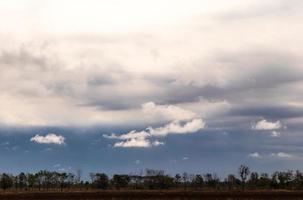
[
  {"left": 248, "top": 152, "right": 261, "bottom": 159},
  {"left": 152, "top": 140, "right": 165, "bottom": 146},
  {"left": 53, "top": 164, "right": 61, "bottom": 168},
  {"left": 142, "top": 101, "right": 197, "bottom": 122},
  {"left": 114, "top": 138, "right": 165, "bottom": 148},
  {"left": 270, "top": 152, "right": 295, "bottom": 159},
  {"left": 104, "top": 118, "right": 204, "bottom": 148},
  {"left": 113, "top": 137, "right": 151, "bottom": 148},
  {"left": 248, "top": 152, "right": 300, "bottom": 161},
  {"left": 134, "top": 160, "right": 141, "bottom": 165},
  {"left": 182, "top": 156, "right": 189, "bottom": 160},
  {"left": 30, "top": 133, "right": 65, "bottom": 145},
  {"left": 252, "top": 119, "right": 282, "bottom": 130},
  {"left": 104, "top": 101, "right": 205, "bottom": 148},
  {"left": 271, "top": 131, "right": 281, "bottom": 137},
  {"left": 148, "top": 119, "right": 205, "bottom": 137}
]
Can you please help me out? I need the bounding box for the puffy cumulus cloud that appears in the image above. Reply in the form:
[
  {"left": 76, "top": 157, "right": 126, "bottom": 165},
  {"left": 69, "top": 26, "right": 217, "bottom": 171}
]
[
  {"left": 101, "top": 101, "right": 204, "bottom": 148},
  {"left": 113, "top": 138, "right": 151, "bottom": 148},
  {"left": 142, "top": 102, "right": 197, "bottom": 122},
  {"left": 114, "top": 138, "right": 164, "bottom": 148},
  {"left": 30, "top": 133, "right": 65, "bottom": 145},
  {"left": 248, "top": 152, "right": 261, "bottom": 159},
  {"left": 103, "top": 115, "right": 205, "bottom": 148},
  {"left": 148, "top": 119, "right": 205, "bottom": 137},
  {"left": 252, "top": 119, "right": 282, "bottom": 130},
  {"left": 251, "top": 119, "right": 284, "bottom": 137},
  {"left": 104, "top": 130, "right": 149, "bottom": 141}
]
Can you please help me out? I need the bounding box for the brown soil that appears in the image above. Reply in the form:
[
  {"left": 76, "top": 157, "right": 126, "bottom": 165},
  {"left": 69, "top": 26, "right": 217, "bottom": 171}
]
[{"left": 0, "top": 190, "right": 303, "bottom": 200}]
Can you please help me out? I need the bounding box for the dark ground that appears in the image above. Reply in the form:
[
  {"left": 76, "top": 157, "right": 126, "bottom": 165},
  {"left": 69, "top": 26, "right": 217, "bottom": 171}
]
[{"left": 1, "top": 190, "right": 303, "bottom": 200}]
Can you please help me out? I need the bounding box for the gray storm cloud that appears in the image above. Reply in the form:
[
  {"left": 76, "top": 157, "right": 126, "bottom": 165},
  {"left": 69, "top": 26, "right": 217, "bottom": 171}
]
[{"left": 0, "top": 0, "right": 302, "bottom": 133}]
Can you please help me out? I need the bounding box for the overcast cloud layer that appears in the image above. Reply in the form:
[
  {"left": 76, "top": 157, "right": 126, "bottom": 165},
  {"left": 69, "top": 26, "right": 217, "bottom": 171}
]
[
  {"left": 0, "top": 0, "right": 302, "bottom": 129},
  {"left": 0, "top": 0, "right": 303, "bottom": 175}
]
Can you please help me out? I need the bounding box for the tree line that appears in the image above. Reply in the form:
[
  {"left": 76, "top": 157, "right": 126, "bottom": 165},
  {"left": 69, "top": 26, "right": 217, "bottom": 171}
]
[{"left": 1, "top": 165, "right": 303, "bottom": 191}]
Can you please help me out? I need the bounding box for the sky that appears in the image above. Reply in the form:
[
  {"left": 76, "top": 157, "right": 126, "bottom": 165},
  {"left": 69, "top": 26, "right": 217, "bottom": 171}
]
[{"left": 1, "top": 0, "right": 303, "bottom": 178}]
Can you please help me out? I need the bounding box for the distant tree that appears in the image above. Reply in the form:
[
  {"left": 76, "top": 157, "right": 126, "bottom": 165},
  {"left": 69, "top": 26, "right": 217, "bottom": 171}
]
[
  {"left": 249, "top": 172, "right": 259, "bottom": 189},
  {"left": 277, "top": 170, "right": 294, "bottom": 189},
  {"left": 259, "top": 173, "right": 271, "bottom": 189},
  {"left": 112, "top": 175, "right": 130, "bottom": 189},
  {"left": 129, "top": 175, "right": 143, "bottom": 189},
  {"left": 59, "top": 173, "right": 68, "bottom": 191},
  {"left": 36, "top": 171, "right": 45, "bottom": 190},
  {"left": 238, "top": 165, "right": 250, "bottom": 190},
  {"left": 89, "top": 173, "right": 95, "bottom": 183},
  {"left": 16, "top": 172, "right": 27, "bottom": 190},
  {"left": 271, "top": 171, "right": 279, "bottom": 189},
  {"left": 0, "top": 173, "right": 13, "bottom": 192},
  {"left": 227, "top": 174, "right": 237, "bottom": 190},
  {"left": 94, "top": 173, "right": 109, "bottom": 190},
  {"left": 83, "top": 181, "right": 89, "bottom": 190},
  {"left": 204, "top": 173, "right": 219, "bottom": 189},
  {"left": 174, "top": 173, "right": 182, "bottom": 188},
  {"left": 145, "top": 169, "right": 164, "bottom": 176},
  {"left": 182, "top": 172, "right": 189, "bottom": 190},
  {"left": 66, "top": 173, "right": 75, "bottom": 189},
  {"left": 27, "top": 173, "right": 37, "bottom": 190},
  {"left": 192, "top": 174, "right": 204, "bottom": 189},
  {"left": 76, "top": 169, "right": 82, "bottom": 184},
  {"left": 159, "top": 175, "right": 174, "bottom": 189}
]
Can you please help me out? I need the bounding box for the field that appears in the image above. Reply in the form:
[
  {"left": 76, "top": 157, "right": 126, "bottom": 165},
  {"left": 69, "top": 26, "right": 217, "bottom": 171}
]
[{"left": 1, "top": 190, "right": 303, "bottom": 200}]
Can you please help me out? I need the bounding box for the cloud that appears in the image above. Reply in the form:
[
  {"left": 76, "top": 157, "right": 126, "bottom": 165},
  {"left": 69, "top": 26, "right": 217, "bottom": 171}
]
[
  {"left": 152, "top": 140, "right": 165, "bottom": 146},
  {"left": 103, "top": 101, "right": 205, "bottom": 148},
  {"left": 134, "top": 160, "right": 141, "bottom": 165},
  {"left": 0, "top": 142, "right": 10, "bottom": 146},
  {"left": 248, "top": 152, "right": 300, "bottom": 161},
  {"left": 271, "top": 131, "right": 281, "bottom": 137},
  {"left": 30, "top": 133, "right": 65, "bottom": 145},
  {"left": 53, "top": 164, "right": 61, "bottom": 168},
  {"left": 104, "top": 118, "right": 205, "bottom": 148},
  {"left": 113, "top": 137, "right": 151, "bottom": 148},
  {"left": 252, "top": 119, "right": 282, "bottom": 130},
  {"left": 248, "top": 152, "right": 261, "bottom": 159},
  {"left": 270, "top": 152, "right": 295, "bottom": 159},
  {"left": 148, "top": 119, "right": 205, "bottom": 137},
  {"left": 182, "top": 156, "right": 189, "bottom": 160},
  {"left": 142, "top": 101, "right": 197, "bottom": 122},
  {"left": 44, "top": 147, "right": 53, "bottom": 151},
  {"left": 0, "top": 0, "right": 303, "bottom": 139},
  {"left": 215, "top": 0, "right": 302, "bottom": 21},
  {"left": 11, "top": 145, "right": 20, "bottom": 151}
]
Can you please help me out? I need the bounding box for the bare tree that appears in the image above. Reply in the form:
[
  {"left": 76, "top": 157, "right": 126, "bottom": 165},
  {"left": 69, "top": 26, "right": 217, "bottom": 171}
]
[
  {"left": 238, "top": 165, "right": 250, "bottom": 190},
  {"left": 76, "top": 169, "right": 82, "bottom": 184},
  {"left": 227, "top": 174, "right": 237, "bottom": 190}
]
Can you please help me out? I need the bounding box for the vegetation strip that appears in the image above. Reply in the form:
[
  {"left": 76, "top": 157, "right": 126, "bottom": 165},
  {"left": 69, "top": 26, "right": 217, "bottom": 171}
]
[{"left": 1, "top": 165, "right": 303, "bottom": 192}]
